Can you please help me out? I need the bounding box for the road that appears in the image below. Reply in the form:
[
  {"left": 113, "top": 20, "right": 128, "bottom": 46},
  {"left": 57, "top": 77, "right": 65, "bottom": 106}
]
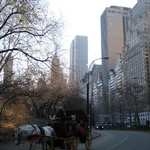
[
  {"left": 91, "top": 130, "right": 150, "bottom": 150},
  {"left": 1, "top": 130, "right": 150, "bottom": 150},
  {"left": 0, "top": 140, "right": 90, "bottom": 150},
  {"left": 0, "top": 130, "right": 98, "bottom": 150}
]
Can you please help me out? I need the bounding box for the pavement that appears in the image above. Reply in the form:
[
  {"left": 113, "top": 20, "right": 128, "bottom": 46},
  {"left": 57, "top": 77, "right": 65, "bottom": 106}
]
[{"left": 0, "top": 130, "right": 100, "bottom": 150}]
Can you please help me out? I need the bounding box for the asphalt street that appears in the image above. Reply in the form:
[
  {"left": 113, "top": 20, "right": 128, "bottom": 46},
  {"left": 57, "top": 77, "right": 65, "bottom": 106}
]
[
  {"left": 0, "top": 130, "right": 99, "bottom": 150},
  {"left": 92, "top": 130, "right": 150, "bottom": 150}
]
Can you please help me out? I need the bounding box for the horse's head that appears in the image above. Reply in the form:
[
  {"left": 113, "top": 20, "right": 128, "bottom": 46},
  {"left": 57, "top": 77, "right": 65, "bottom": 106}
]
[{"left": 14, "top": 127, "right": 23, "bottom": 145}]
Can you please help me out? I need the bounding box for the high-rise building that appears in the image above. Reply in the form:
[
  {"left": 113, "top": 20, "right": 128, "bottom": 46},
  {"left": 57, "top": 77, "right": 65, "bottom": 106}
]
[
  {"left": 100, "top": 6, "right": 131, "bottom": 120},
  {"left": 109, "top": 52, "right": 123, "bottom": 125},
  {"left": 69, "top": 35, "right": 88, "bottom": 86},
  {"left": 123, "top": 0, "right": 150, "bottom": 111}
]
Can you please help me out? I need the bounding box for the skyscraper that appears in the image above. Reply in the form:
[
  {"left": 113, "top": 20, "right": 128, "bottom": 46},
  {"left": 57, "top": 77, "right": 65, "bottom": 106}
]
[
  {"left": 123, "top": 0, "right": 150, "bottom": 111},
  {"left": 69, "top": 35, "right": 88, "bottom": 86},
  {"left": 100, "top": 6, "right": 131, "bottom": 120}
]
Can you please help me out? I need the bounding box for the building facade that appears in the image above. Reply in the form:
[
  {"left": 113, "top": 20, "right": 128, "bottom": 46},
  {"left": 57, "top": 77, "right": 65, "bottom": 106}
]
[
  {"left": 80, "top": 64, "right": 103, "bottom": 123},
  {"left": 100, "top": 6, "right": 131, "bottom": 121},
  {"left": 69, "top": 35, "right": 88, "bottom": 86},
  {"left": 91, "top": 65, "right": 103, "bottom": 122},
  {"left": 109, "top": 52, "right": 124, "bottom": 125},
  {"left": 50, "top": 52, "right": 64, "bottom": 84},
  {"left": 123, "top": 0, "right": 150, "bottom": 112}
]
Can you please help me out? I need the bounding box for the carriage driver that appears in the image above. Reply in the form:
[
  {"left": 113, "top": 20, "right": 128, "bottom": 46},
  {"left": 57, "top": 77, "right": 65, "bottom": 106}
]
[{"left": 55, "top": 107, "right": 66, "bottom": 120}]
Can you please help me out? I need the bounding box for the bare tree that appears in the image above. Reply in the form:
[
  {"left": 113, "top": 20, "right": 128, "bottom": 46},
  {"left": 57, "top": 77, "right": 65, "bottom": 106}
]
[
  {"left": 0, "top": 0, "right": 65, "bottom": 121},
  {"left": 110, "top": 82, "right": 145, "bottom": 127},
  {"left": 123, "top": 82, "right": 145, "bottom": 126},
  {"left": 0, "top": 80, "right": 29, "bottom": 120},
  {"left": 15, "top": 66, "right": 69, "bottom": 119},
  {"left": 0, "top": 0, "right": 63, "bottom": 74}
]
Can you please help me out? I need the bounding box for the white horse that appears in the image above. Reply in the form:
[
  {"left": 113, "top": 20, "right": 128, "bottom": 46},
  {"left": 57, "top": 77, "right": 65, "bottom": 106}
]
[{"left": 14, "top": 124, "right": 56, "bottom": 150}]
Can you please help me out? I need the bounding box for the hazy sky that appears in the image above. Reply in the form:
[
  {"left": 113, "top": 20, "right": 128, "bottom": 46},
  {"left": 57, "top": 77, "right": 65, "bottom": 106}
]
[{"left": 49, "top": 0, "right": 137, "bottom": 65}]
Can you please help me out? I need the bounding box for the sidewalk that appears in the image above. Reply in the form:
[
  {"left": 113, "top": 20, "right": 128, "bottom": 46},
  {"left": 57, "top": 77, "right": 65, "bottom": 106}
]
[{"left": 0, "top": 130, "right": 100, "bottom": 150}]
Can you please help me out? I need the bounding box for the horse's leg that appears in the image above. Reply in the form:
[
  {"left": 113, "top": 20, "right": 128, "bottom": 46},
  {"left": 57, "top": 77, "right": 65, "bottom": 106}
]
[
  {"left": 45, "top": 140, "right": 51, "bottom": 150},
  {"left": 42, "top": 141, "right": 45, "bottom": 150},
  {"left": 45, "top": 140, "right": 52, "bottom": 150},
  {"left": 49, "top": 139, "right": 55, "bottom": 150},
  {"left": 31, "top": 142, "right": 37, "bottom": 150},
  {"left": 28, "top": 143, "right": 32, "bottom": 150}
]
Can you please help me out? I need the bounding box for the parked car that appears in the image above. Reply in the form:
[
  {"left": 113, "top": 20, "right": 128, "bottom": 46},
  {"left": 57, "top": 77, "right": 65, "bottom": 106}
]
[{"left": 95, "top": 122, "right": 104, "bottom": 130}]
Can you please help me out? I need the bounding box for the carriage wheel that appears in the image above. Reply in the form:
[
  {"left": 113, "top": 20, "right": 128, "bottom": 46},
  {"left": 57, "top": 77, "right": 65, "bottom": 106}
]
[
  {"left": 64, "top": 135, "right": 78, "bottom": 150},
  {"left": 85, "top": 131, "right": 92, "bottom": 150}
]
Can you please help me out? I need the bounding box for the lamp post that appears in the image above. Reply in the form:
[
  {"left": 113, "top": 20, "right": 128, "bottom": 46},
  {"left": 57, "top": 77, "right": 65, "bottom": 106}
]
[{"left": 87, "top": 57, "right": 109, "bottom": 128}]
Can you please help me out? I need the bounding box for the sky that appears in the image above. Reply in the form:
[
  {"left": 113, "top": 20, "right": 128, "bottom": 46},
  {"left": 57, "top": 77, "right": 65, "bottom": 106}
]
[{"left": 48, "top": 0, "right": 137, "bottom": 65}]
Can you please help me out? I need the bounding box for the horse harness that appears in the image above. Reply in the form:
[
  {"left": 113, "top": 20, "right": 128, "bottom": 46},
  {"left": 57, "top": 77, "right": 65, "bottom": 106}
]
[
  {"left": 37, "top": 125, "right": 45, "bottom": 143},
  {"left": 26, "top": 125, "right": 45, "bottom": 143}
]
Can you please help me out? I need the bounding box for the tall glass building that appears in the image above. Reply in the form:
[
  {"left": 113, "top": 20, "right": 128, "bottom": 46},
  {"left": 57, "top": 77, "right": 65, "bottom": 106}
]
[
  {"left": 100, "top": 6, "right": 131, "bottom": 121},
  {"left": 69, "top": 35, "right": 88, "bottom": 86}
]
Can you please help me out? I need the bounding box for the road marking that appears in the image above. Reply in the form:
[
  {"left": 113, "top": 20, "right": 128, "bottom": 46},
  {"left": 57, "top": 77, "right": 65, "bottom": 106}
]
[{"left": 106, "top": 134, "right": 128, "bottom": 150}]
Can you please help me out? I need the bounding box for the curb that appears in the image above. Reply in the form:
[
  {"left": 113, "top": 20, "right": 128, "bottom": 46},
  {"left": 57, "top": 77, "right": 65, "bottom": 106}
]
[{"left": 92, "top": 131, "right": 101, "bottom": 139}]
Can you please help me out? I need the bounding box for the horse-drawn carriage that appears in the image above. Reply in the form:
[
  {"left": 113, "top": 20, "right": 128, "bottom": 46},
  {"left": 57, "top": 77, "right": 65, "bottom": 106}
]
[
  {"left": 13, "top": 109, "right": 92, "bottom": 150},
  {"left": 49, "top": 109, "right": 92, "bottom": 150}
]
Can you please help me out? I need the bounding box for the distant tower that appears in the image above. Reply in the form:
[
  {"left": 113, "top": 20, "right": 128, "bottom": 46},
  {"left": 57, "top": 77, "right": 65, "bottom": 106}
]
[
  {"left": 3, "top": 54, "right": 14, "bottom": 84},
  {"left": 50, "top": 48, "right": 65, "bottom": 84},
  {"left": 100, "top": 6, "right": 131, "bottom": 120},
  {"left": 69, "top": 35, "right": 88, "bottom": 86}
]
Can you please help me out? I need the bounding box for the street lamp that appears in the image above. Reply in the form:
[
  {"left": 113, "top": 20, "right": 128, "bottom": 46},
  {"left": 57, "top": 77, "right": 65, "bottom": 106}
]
[{"left": 87, "top": 57, "right": 109, "bottom": 128}]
